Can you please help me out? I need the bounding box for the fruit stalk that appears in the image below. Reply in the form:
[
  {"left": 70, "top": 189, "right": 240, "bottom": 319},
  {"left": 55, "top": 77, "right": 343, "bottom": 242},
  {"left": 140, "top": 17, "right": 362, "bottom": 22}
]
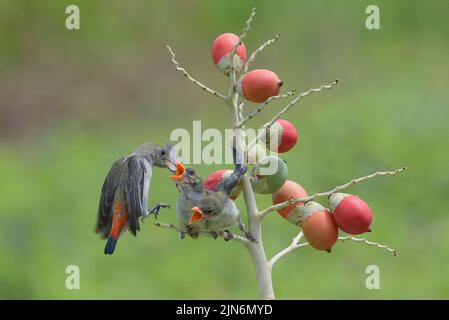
[
  {"left": 229, "top": 67, "right": 276, "bottom": 299},
  {"left": 246, "top": 79, "right": 339, "bottom": 150},
  {"left": 258, "top": 167, "right": 407, "bottom": 219}
]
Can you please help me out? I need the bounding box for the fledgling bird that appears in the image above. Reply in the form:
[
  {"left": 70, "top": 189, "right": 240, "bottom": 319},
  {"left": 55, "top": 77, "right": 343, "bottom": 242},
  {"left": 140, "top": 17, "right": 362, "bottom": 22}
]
[
  {"left": 96, "top": 142, "right": 178, "bottom": 255},
  {"left": 170, "top": 162, "right": 206, "bottom": 239},
  {"left": 170, "top": 149, "right": 255, "bottom": 241}
]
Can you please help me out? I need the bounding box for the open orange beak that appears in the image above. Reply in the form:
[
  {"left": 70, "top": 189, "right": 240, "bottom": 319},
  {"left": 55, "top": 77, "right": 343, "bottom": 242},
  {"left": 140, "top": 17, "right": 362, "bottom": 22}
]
[
  {"left": 169, "top": 161, "right": 186, "bottom": 181},
  {"left": 188, "top": 207, "right": 204, "bottom": 225}
]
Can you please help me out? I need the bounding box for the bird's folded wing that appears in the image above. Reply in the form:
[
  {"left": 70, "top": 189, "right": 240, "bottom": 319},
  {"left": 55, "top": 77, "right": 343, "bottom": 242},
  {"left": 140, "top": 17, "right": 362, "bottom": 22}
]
[
  {"left": 217, "top": 146, "right": 247, "bottom": 196},
  {"left": 96, "top": 157, "right": 126, "bottom": 238},
  {"left": 123, "top": 155, "right": 152, "bottom": 236}
]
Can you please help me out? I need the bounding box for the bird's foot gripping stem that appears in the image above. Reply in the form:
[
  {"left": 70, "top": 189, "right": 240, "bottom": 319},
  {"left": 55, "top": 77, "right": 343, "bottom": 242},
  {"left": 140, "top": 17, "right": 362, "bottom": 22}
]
[
  {"left": 244, "top": 232, "right": 257, "bottom": 243},
  {"left": 186, "top": 225, "right": 199, "bottom": 239},
  {"left": 222, "top": 230, "right": 234, "bottom": 241},
  {"left": 142, "top": 203, "right": 170, "bottom": 222},
  {"left": 238, "top": 221, "right": 257, "bottom": 243}
]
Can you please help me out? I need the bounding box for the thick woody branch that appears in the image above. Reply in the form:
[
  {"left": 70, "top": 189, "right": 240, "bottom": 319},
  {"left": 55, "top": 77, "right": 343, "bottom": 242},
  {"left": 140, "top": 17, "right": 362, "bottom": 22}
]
[
  {"left": 166, "top": 45, "right": 227, "bottom": 101},
  {"left": 258, "top": 167, "right": 407, "bottom": 219},
  {"left": 269, "top": 233, "right": 396, "bottom": 269},
  {"left": 154, "top": 222, "right": 250, "bottom": 246},
  {"left": 236, "top": 89, "right": 296, "bottom": 128},
  {"left": 241, "top": 34, "right": 280, "bottom": 75}
]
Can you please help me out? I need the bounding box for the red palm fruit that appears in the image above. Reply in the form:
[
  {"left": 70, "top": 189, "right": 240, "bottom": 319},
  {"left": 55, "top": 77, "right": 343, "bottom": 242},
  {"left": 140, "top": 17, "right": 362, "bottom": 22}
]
[
  {"left": 260, "top": 119, "right": 298, "bottom": 153},
  {"left": 204, "top": 169, "right": 242, "bottom": 200},
  {"left": 237, "top": 69, "right": 282, "bottom": 103},
  {"left": 211, "top": 33, "right": 247, "bottom": 75},
  {"left": 329, "top": 193, "right": 372, "bottom": 235},
  {"left": 272, "top": 180, "right": 308, "bottom": 225},
  {"left": 299, "top": 202, "right": 338, "bottom": 252}
]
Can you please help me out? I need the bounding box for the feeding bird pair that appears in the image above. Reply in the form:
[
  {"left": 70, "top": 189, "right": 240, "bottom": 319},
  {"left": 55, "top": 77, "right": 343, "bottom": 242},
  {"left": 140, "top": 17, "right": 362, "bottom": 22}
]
[
  {"left": 169, "top": 147, "right": 255, "bottom": 242},
  {"left": 95, "top": 142, "right": 254, "bottom": 255}
]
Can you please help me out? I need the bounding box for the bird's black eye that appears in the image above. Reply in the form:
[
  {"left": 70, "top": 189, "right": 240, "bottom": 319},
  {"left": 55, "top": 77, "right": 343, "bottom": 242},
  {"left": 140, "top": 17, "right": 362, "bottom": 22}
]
[
  {"left": 161, "top": 150, "right": 166, "bottom": 156},
  {"left": 187, "top": 169, "right": 194, "bottom": 175}
]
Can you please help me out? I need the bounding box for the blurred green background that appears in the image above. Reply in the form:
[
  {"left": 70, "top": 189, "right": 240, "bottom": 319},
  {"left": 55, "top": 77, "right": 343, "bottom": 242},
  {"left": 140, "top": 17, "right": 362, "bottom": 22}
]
[{"left": 1, "top": 0, "right": 448, "bottom": 299}]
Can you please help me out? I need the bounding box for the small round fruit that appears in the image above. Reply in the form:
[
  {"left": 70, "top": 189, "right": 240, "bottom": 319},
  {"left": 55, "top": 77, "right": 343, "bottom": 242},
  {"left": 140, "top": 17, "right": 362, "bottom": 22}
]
[
  {"left": 250, "top": 156, "right": 288, "bottom": 194},
  {"left": 237, "top": 69, "right": 282, "bottom": 103},
  {"left": 260, "top": 119, "right": 298, "bottom": 153},
  {"left": 329, "top": 193, "right": 372, "bottom": 235},
  {"left": 272, "top": 180, "right": 308, "bottom": 225},
  {"left": 204, "top": 169, "right": 242, "bottom": 200},
  {"left": 299, "top": 202, "right": 338, "bottom": 252},
  {"left": 211, "top": 33, "right": 247, "bottom": 75}
]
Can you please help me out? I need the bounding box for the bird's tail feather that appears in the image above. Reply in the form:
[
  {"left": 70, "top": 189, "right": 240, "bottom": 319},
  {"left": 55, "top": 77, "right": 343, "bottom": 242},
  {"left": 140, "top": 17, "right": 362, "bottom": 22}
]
[{"left": 104, "top": 237, "right": 118, "bottom": 255}]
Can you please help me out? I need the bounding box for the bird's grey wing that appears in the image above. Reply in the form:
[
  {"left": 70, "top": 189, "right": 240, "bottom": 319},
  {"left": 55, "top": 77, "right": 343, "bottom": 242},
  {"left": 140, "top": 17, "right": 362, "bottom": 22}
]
[
  {"left": 216, "top": 165, "right": 247, "bottom": 196},
  {"left": 216, "top": 146, "right": 247, "bottom": 196},
  {"left": 96, "top": 157, "right": 126, "bottom": 238},
  {"left": 123, "top": 155, "right": 152, "bottom": 236}
]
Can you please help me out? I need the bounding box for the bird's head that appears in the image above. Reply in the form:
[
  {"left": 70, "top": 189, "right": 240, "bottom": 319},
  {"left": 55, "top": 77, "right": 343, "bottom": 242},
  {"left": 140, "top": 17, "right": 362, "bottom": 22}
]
[
  {"left": 138, "top": 142, "right": 178, "bottom": 172},
  {"left": 188, "top": 195, "right": 224, "bottom": 225},
  {"left": 189, "top": 206, "right": 204, "bottom": 225},
  {"left": 169, "top": 163, "right": 202, "bottom": 189}
]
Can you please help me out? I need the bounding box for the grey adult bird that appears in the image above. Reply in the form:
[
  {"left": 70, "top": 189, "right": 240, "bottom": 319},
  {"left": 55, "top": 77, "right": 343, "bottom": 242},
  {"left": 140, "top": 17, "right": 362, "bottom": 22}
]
[
  {"left": 169, "top": 149, "right": 255, "bottom": 241},
  {"left": 96, "top": 142, "right": 178, "bottom": 255}
]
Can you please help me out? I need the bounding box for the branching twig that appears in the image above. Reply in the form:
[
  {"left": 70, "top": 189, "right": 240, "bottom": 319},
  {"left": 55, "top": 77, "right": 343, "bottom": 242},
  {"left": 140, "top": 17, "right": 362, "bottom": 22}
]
[
  {"left": 237, "top": 89, "right": 296, "bottom": 128},
  {"left": 241, "top": 34, "right": 280, "bottom": 75},
  {"left": 240, "top": 7, "right": 257, "bottom": 40},
  {"left": 269, "top": 233, "right": 396, "bottom": 269},
  {"left": 268, "top": 231, "right": 306, "bottom": 270},
  {"left": 229, "top": 7, "right": 257, "bottom": 68},
  {"left": 258, "top": 167, "right": 407, "bottom": 219},
  {"left": 154, "top": 222, "right": 250, "bottom": 246},
  {"left": 154, "top": 221, "right": 184, "bottom": 233},
  {"left": 246, "top": 80, "right": 339, "bottom": 150},
  {"left": 338, "top": 235, "right": 397, "bottom": 256},
  {"left": 199, "top": 230, "right": 251, "bottom": 246},
  {"left": 166, "top": 45, "right": 227, "bottom": 101},
  {"left": 265, "top": 79, "right": 339, "bottom": 129}
]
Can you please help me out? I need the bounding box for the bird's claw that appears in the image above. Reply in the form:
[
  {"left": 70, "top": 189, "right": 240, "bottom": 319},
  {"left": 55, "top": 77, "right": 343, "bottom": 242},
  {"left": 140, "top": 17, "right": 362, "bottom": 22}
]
[
  {"left": 245, "top": 232, "right": 257, "bottom": 243},
  {"left": 186, "top": 225, "right": 199, "bottom": 239},
  {"left": 211, "top": 231, "right": 219, "bottom": 239},
  {"left": 223, "top": 230, "right": 234, "bottom": 241},
  {"left": 148, "top": 203, "right": 171, "bottom": 220}
]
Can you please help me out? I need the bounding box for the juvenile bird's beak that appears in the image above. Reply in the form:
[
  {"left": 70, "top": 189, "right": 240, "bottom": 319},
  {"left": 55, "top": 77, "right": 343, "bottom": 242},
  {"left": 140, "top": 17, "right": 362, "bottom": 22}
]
[
  {"left": 189, "top": 207, "right": 204, "bottom": 225},
  {"left": 169, "top": 161, "right": 186, "bottom": 181}
]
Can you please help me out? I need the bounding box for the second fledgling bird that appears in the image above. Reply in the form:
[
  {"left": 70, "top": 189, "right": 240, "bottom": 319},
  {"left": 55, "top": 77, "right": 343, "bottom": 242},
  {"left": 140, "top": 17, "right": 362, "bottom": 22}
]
[{"left": 170, "top": 150, "right": 255, "bottom": 242}]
